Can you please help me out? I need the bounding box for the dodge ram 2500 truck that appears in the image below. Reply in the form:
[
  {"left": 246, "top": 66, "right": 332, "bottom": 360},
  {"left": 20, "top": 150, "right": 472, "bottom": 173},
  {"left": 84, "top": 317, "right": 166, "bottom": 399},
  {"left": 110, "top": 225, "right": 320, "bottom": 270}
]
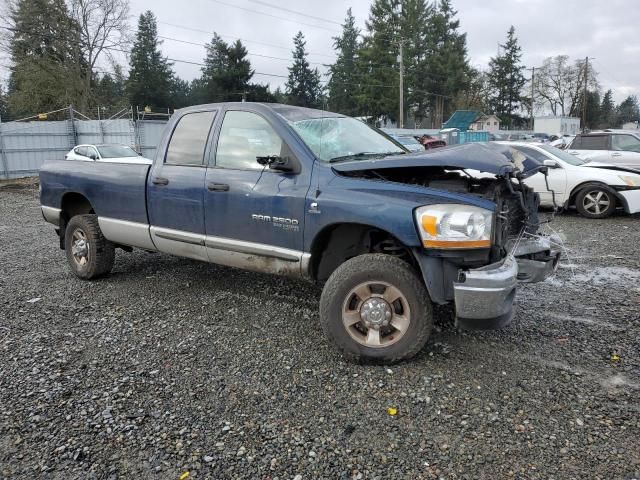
[{"left": 40, "top": 103, "right": 559, "bottom": 363}]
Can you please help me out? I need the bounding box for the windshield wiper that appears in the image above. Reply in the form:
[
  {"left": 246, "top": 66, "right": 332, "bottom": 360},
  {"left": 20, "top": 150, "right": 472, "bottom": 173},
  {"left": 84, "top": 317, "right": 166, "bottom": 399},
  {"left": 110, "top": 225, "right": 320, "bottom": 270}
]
[{"left": 329, "top": 151, "right": 405, "bottom": 163}]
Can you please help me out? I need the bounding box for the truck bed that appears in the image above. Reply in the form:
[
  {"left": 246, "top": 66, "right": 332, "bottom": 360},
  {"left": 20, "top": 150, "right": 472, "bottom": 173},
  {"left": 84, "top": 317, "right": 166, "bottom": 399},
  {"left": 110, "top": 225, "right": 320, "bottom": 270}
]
[{"left": 40, "top": 160, "right": 151, "bottom": 224}]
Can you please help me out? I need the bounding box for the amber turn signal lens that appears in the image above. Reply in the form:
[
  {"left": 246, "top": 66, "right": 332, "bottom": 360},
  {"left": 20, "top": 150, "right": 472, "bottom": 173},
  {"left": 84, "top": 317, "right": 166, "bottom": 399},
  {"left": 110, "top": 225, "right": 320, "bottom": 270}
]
[
  {"left": 423, "top": 239, "right": 491, "bottom": 249},
  {"left": 421, "top": 215, "right": 438, "bottom": 236}
]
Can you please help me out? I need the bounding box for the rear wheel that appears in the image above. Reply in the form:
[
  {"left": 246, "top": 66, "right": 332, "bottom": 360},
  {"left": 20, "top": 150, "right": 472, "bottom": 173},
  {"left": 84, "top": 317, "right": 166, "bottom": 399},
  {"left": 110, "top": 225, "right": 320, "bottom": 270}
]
[
  {"left": 320, "top": 254, "right": 433, "bottom": 364},
  {"left": 575, "top": 186, "right": 616, "bottom": 218},
  {"left": 64, "top": 214, "right": 115, "bottom": 279}
]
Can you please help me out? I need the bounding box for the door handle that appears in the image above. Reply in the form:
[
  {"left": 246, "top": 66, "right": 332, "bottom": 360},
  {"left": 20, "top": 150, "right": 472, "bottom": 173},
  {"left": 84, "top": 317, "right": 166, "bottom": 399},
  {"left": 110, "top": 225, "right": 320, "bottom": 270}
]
[
  {"left": 611, "top": 152, "right": 622, "bottom": 157},
  {"left": 152, "top": 177, "right": 169, "bottom": 186},
  {"left": 208, "top": 183, "right": 230, "bottom": 192}
]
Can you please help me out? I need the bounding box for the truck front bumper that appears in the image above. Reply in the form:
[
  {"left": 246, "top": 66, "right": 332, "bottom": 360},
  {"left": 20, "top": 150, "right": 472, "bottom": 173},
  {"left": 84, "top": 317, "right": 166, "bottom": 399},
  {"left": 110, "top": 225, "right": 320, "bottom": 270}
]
[{"left": 454, "top": 237, "right": 560, "bottom": 329}]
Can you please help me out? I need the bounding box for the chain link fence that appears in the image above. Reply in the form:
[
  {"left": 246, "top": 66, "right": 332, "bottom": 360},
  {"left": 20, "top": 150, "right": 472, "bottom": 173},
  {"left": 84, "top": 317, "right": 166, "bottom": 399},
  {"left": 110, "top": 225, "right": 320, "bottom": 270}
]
[{"left": 0, "top": 106, "right": 170, "bottom": 179}]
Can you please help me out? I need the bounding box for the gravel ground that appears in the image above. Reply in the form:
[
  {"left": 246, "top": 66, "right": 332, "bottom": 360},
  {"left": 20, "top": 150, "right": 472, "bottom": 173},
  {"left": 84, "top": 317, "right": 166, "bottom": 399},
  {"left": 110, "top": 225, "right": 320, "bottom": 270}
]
[{"left": 0, "top": 185, "right": 638, "bottom": 480}]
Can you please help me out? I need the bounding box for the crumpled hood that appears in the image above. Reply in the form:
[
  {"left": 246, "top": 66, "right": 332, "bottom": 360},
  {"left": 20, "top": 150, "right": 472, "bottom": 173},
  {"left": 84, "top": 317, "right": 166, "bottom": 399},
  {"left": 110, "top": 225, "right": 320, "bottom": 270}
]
[{"left": 331, "top": 142, "right": 543, "bottom": 177}]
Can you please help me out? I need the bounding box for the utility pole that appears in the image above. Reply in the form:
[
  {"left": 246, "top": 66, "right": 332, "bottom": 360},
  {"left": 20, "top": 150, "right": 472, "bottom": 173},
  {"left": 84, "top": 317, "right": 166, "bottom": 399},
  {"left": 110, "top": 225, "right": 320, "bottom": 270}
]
[{"left": 398, "top": 42, "right": 404, "bottom": 128}]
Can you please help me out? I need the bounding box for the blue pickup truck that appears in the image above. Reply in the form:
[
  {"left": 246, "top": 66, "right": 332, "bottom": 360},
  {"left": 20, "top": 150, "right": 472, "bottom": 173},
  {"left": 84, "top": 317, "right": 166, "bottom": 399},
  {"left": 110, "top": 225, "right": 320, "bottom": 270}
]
[{"left": 40, "top": 103, "right": 559, "bottom": 363}]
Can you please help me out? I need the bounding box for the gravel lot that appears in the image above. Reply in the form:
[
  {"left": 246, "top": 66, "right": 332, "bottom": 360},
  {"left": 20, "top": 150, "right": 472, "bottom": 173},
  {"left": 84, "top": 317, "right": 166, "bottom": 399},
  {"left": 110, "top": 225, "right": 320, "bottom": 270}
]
[{"left": 1, "top": 184, "right": 639, "bottom": 480}]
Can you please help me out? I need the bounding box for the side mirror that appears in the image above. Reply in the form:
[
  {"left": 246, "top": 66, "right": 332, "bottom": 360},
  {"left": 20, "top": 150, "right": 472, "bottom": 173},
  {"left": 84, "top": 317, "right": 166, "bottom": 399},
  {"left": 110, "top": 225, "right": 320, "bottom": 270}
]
[
  {"left": 543, "top": 159, "right": 560, "bottom": 169},
  {"left": 89, "top": 153, "right": 98, "bottom": 161},
  {"left": 256, "top": 155, "right": 296, "bottom": 173}
]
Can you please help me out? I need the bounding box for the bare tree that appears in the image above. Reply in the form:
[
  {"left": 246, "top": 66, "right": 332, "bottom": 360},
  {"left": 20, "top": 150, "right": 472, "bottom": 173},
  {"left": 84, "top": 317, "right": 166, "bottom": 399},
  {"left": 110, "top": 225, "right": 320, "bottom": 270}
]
[
  {"left": 69, "top": 0, "right": 130, "bottom": 110},
  {"left": 533, "top": 55, "right": 598, "bottom": 116}
]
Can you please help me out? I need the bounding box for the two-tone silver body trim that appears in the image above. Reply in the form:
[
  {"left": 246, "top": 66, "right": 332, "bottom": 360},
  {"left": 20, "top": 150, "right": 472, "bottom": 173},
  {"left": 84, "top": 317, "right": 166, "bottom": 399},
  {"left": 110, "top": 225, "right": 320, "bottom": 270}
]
[
  {"left": 41, "top": 206, "right": 62, "bottom": 226},
  {"left": 149, "top": 226, "right": 209, "bottom": 262},
  {"left": 98, "top": 217, "right": 156, "bottom": 250},
  {"left": 205, "top": 237, "right": 301, "bottom": 262}
]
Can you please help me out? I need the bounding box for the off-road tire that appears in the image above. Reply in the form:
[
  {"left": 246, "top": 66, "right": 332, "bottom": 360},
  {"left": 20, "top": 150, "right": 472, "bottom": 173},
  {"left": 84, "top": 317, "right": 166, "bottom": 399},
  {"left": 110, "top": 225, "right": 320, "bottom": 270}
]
[
  {"left": 64, "top": 214, "right": 115, "bottom": 279},
  {"left": 320, "top": 254, "right": 433, "bottom": 364},
  {"left": 575, "top": 186, "right": 616, "bottom": 219}
]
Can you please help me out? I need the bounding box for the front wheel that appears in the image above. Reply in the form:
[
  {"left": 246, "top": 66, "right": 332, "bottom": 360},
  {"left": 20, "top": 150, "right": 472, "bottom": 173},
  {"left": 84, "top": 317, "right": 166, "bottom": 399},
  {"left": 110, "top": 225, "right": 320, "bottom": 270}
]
[
  {"left": 320, "top": 254, "right": 433, "bottom": 363},
  {"left": 575, "top": 186, "right": 616, "bottom": 218},
  {"left": 64, "top": 214, "right": 115, "bottom": 279}
]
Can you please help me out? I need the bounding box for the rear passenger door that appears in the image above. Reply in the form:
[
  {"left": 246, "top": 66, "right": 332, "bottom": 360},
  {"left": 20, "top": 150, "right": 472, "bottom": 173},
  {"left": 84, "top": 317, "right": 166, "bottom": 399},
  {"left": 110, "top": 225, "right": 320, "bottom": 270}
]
[
  {"left": 568, "top": 134, "right": 610, "bottom": 162},
  {"left": 147, "top": 109, "right": 217, "bottom": 261}
]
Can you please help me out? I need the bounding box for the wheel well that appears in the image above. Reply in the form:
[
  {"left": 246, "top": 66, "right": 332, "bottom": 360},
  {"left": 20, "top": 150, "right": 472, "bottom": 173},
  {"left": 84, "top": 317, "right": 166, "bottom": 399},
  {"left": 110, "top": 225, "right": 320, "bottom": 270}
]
[
  {"left": 309, "top": 223, "right": 415, "bottom": 282},
  {"left": 59, "top": 193, "right": 95, "bottom": 248},
  {"left": 568, "top": 182, "right": 617, "bottom": 207}
]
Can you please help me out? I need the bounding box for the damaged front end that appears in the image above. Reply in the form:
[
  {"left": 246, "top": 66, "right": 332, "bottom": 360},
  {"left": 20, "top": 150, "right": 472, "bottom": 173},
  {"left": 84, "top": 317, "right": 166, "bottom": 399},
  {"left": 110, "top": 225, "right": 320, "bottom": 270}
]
[{"left": 333, "top": 143, "right": 560, "bottom": 329}]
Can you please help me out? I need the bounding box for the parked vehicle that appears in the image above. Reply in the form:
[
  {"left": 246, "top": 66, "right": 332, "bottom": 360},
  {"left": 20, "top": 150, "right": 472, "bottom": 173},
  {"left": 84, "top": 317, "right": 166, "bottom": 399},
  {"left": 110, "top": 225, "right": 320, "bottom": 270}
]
[
  {"left": 527, "top": 133, "right": 550, "bottom": 143},
  {"left": 549, "top": 134, "right": 575, "bottom": 149},
  {"left": 65, "top": 144, "right": 152, "bottom": 164},
  {"left": 417, "top": 134, "right": 447, "bottom": 149},
  {"left": 40, "top": 103, "right": 559, "bottom": 363},
  {"left": 567, "top": 130, "right": 640, "bottom": 169},
  {"left": 389, "top": 134, "right": 424, "bottom": 152},
  {"left": 497, "top": 141, "right": 640, "bottom": 218}
]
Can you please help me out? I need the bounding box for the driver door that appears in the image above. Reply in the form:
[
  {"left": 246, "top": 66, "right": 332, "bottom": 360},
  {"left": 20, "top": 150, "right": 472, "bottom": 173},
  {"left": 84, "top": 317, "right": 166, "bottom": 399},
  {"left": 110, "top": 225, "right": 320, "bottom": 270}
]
[{"left": 204, "top": 109, "right": 310, "bottom": 270}]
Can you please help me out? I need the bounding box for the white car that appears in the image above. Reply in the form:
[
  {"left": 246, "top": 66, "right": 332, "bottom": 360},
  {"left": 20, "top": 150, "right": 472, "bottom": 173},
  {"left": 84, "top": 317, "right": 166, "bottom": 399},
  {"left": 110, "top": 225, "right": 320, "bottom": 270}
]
[
  {"left": 566, "top": 130, "right": 640, "bottom": 169},
  {"left": 65, "top": 144, "right": 152, "bottom": 164},
  {"left": 496, "top": 141, "right": 640, "bottom": 218}
]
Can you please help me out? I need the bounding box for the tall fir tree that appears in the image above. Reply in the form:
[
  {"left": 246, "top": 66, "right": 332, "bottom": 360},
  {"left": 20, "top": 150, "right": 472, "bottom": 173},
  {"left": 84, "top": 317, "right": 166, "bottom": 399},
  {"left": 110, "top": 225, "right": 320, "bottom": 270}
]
[
  {"left": 487, "top": 26, "right": 526, "bottom": 128},
  {"left": 0, "top": 84, "right": 8, "bottom": 120},
  {"left": 286, "top": 32, "right": 323, "bottom": 108},
  {"left": 357, "top": 0, "right": 400, "bottom": 124},
  {"left": 599, "top": 89, "right": 616, "bottom": 128},
  {"left": 200, "top": 33, "right": 229, "bottom": 102},
  {"left": 616, "top": 95, "right": 640, "bottom": 126},
  {"left": 327, "top": 8, "right": 361, "bottom": 116},
  {"left": 7, "top": 0, "right": 86, "bottom": 116},
  {"left": 199, "top": 34, "right": 268, "bottom": 103},
  {"left": 420, "top": 0, "right": 471, "bottom": 127},
  {"left": 127, "top": 11, "right": 174, "bottom": 109},
  {"left": 400, "top": 0, "right": 432, "bottom": 124}
]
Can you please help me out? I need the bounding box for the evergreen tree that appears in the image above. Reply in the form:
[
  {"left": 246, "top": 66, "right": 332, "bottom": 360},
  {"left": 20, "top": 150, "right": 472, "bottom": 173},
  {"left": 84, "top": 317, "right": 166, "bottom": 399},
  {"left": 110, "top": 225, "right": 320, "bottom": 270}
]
[
  {"left": 599, "top": 89, "right": 616, "bottom": 127},
  {"left": 169, "top": 78, "right": 191, "bottom": 108},
  {"left": 357, "top": 0, "right": 400, "bottom": 124},
  {"left": 487, "top": 26, "right": 526, "bottom": 128},
  {"left": 200, "top": 35, "right": 254, "bottom": 102},
  {"left": 616, "top": 95, "right": 640, "bottom": 126},
  {"left": 420, "top": 0, "right": 471, "bottom": 126},
  {"left": 286, "top": 31, "right": 323, "bottom": 108},
  {"left": 7, "top": 0, "right": 85, "bottom": 116},
  {"left": 327, "top": 8, "right": 361, "bottom": 116},
  {"left": 127, "top": 11, "right": 174, "bottom": 109},
  {"left": 400, "top": 0, "right": 432, "bottom": 124},
  {"left": 574, "top": 90, "right": 601, "bottom": 130},
  {"left": 0, "top": 85, "right": 8, "bottom": 120},
  {"left": 93, "top": 64, "right": 127, "bottom": 108},
  {"left": 226, "top": 40, "right": 254, "bottom": 96},
  {"left": 200, "top": 34, "right": 229, "bottom": 101}
]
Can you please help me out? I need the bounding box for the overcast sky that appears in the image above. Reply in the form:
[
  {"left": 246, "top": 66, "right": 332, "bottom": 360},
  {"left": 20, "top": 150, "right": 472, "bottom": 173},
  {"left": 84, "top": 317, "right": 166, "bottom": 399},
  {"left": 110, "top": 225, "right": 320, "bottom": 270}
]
[
  {"left": 124, "top": 0, "right": 638, "bottom": 104},
  {"left": 2, "top": 0, "right": 638, "bottom": 105}
]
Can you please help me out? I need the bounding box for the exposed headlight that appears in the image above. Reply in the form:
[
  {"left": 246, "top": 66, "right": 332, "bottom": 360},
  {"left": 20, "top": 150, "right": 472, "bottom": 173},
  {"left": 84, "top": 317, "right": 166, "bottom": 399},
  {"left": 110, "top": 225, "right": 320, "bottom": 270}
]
[
  {"left": 619, "top": 175, "right": 639, "bottom": 187},
  {"left": 415, "top": 204, "right": 493, "bottom": 249}
]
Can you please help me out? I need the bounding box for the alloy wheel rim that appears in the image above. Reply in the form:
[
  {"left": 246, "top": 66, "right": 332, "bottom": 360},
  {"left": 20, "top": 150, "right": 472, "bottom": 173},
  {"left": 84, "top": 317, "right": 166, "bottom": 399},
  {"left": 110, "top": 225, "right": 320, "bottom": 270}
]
[
  {"left": 342, "top": 281, "right": 411, "bottom": 348},
  {"left": 583, "top": 190, "right": 610, "bottom": 215},
  {"left": 71, "top": 228, "right": 90, "bottom": 267}
]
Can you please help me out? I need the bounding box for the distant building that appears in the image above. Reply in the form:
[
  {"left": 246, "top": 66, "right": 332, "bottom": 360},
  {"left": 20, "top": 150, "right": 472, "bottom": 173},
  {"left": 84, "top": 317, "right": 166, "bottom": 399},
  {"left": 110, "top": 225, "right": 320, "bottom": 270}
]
[
  {"left": 442, "top": 111, "right": 500, "bottom": 132},
  {"left": 470, "top": 114, "right": 501, "bottom": 133},
  {"left": 534, "top": 116, "right": 580, "bottom": 135},
  {"left": 622, "top": 121, "right": 639, "bottom": 130}
]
